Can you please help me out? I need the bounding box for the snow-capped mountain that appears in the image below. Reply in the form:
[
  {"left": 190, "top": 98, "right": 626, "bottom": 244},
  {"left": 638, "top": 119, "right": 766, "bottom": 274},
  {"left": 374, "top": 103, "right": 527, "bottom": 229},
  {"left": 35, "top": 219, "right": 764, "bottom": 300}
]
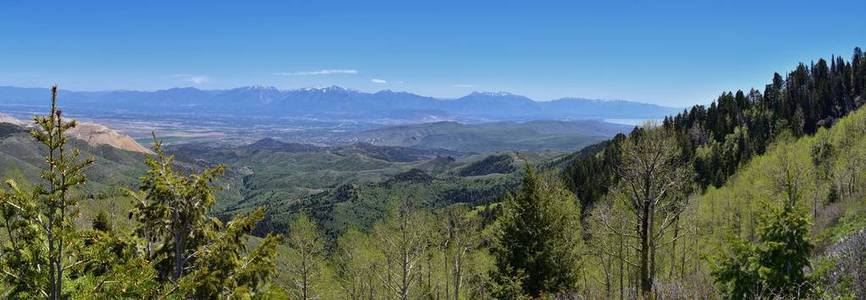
[{"left": 0, "top": 86, "right": 680, "bottom": 122}]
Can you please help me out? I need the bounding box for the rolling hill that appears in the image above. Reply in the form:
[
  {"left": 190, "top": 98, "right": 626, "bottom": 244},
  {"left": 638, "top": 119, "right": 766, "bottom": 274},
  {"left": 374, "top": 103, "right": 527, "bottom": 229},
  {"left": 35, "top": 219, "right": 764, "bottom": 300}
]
[
  {"left": 165, "top": 138, "right": 565, "bottom": 236},
  {"left": 0, "top": 112, "right": 152, "bottom": 154},
  {"left": 341, "top": 119, "right": 632, "bottom": 152}
]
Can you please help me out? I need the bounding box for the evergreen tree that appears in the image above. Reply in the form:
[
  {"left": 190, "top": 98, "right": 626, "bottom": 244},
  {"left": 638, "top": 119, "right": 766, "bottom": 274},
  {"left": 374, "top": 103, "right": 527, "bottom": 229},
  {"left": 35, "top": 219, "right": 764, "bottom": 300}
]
[
  {"left": 129, "top": 136, "right": 226, "bottom": 283},
  {"left": 32, "top": 86, "right": 95, "bottom": 299},
  {"left": 91, "top": 211, "right": 112, "bottom": 232},
  {"left": 178, "top": 208, "right": 281, "bottom": 298},
  {"left": 712, "top": 204, "right": 813, "bottom": 299},
  {"left": 0, "top": 86, "right": 94, "bottom": 299},
  {"left": 129, "top": 136, "right": 280, "bottom": 298},
  {"left": 0, "top": 180, "right": 49, "bottom": 298},
  {"left": 492, "top": 164, "right": 583, "bottom": 298}
]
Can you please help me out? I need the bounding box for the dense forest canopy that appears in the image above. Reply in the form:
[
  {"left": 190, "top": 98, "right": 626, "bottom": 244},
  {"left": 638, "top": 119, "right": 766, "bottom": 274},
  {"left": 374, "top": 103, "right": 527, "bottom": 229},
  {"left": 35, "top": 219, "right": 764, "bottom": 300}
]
[{"left": 566, "top": 48, "right": 866, "bottom": 212}]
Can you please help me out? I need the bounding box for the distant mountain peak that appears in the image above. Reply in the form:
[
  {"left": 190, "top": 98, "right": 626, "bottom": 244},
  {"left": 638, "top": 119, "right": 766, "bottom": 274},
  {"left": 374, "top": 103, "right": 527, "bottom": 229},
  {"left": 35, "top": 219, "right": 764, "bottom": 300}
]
[
  {"left": 468, "top": 91, "right": 519, "bottom": 97},
  {"left": 300, "top": 85, "right": 352, "bottom": 93},
  {"left": 0, "top": 85, "right": 679, "bottom": 122},
  {"left": 552, "top": 97, "right": 632, "bottom": 103},
  {"left": 241, "top": 85, "right": 280, "bottom": 91},
  {"left": 163, "top": 87, "right": 203, "bottom": 92}
]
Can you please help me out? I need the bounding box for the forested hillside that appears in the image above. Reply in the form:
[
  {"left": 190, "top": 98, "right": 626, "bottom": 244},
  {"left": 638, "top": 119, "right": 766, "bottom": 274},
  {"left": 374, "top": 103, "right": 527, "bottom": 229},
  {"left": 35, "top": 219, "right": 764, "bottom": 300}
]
[
  {"left": 166, "top": 140, "right": 557, "bottom": 238},
  {"left": 566, "top": 48, "right": 866, "bottom": 212},
  {"left": 1, "top": 49, "right": 866, "bottom": 299}
]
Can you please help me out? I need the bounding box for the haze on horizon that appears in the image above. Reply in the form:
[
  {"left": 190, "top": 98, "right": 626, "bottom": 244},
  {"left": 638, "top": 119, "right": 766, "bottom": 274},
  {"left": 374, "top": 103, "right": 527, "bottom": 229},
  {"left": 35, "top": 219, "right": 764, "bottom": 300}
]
[{"left": 2, "top": 0, "right": 865, "bottom": 107}]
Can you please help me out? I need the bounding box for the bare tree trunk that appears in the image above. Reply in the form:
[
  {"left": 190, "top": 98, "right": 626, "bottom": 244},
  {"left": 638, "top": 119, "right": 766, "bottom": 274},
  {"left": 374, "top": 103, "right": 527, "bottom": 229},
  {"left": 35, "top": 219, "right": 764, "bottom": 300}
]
[
  {"left": 619, "top": 227, "right": 625, "bottom": 300},
  {"left": 47, "top": 91, "right": 59, "bottom": 300},
  {"left": 669, "top": 215, "right": 680, "bottom": 279},
  {"left": 301, "top": 243, "right": 309, "bottom": 300},
  {"left": 402, "top": 248, "right": 410, "bottom": 300},
  {"left": 172, "top": 212, "right": 186, "bottom": 283},
  {"left": 48, "top": 222, "right": 56, "bottom": 300},
  {"left": 639, "top": 204, "right": 652, "bottom": 298},
  {"left": 56, "top": 116, "right": 67, "bottom": 300},
  {"left": 443, "top": 247, "right": 450, "bottom": 300},
  {"left": 453, "top": 250, "right": 462, "bottom": 300},
  {"left": 649, "top": 206, "right": 657, "bottom": 298}
]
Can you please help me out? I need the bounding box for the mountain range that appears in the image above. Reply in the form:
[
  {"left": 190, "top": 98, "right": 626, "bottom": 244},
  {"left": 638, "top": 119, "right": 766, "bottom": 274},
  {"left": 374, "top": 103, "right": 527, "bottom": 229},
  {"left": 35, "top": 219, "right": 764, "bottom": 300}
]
[{"left": 0, "top": 86, "right": 680, "bottom": 123}]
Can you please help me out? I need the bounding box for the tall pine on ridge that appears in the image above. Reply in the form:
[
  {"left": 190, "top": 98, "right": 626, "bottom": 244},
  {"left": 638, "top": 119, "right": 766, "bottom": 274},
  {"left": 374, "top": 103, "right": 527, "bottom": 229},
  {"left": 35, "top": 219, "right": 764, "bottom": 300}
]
[{"left": 493, "top": 164, "right": 583, "bottom": 298}]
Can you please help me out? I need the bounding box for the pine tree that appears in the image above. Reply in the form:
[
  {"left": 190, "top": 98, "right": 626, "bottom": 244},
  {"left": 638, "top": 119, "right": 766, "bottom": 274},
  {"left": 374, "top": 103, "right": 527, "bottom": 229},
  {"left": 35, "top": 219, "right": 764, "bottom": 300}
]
[
  {"left": 178, "top": 208, "right": 281, "bottom": 298},
  {"left": 492, "top": 164, "right": 583, "bottom": 298},
  {"left": 0, "top": 86, "right": 94, "bottom": 299},
  {"left": 129, "top": 135, "right": 226, "bottom": 284},
  {"left": 91, "top": 211, "right": 112, "bottom": 232},
  {"left": 712, "top": 204, "right": 813, "bottom": 299},
  {"left": 0, "top": 179, "right": 48, "bottom": 298},
  {"left": 129, "top": 135, "right": 280, "bottom": 298}
]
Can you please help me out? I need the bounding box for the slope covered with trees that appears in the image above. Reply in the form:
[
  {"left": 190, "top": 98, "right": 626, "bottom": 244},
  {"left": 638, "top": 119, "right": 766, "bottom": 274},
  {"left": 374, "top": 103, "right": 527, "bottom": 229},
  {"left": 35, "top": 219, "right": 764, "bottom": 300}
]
[
  {"left": 571, "top": 48, "right": 866, "bottom": 298},
  {"left": 566, "top": 48, "right": 866, "bottom": 212}
]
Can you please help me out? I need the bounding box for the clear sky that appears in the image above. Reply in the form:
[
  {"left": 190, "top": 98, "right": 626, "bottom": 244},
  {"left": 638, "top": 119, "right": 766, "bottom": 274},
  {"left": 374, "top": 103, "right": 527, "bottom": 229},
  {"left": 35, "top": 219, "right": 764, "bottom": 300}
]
[{"left": 1, "top": 0, "right": 864, "bottom": 106}]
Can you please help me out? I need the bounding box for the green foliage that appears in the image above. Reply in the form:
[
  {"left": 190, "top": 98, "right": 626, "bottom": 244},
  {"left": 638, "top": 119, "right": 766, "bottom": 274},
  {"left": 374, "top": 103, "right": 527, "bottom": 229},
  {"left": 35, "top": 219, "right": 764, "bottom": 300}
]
[
  {"left": 667, "top": 49, "right": 866, "bottom": 188},
  {"left": 128, "top": 137, "right": 280, "bottom": 298},
  {"left": 0, "top": 86, "right": 94, "bottom": 299},
  {"left": 492, "top": 164, "right": 583, "bottom": 298},
  {"left": 373, "top": 199, "right": 436, "bottom": 300},
  {"left": 0, "top": 180, "right": 49, "bottom": 298},
  {"left": 66, "top": 230, "right": 159, "bottom": 298},
  {"left": 561, "top": 135, "right": 625, "bottom": 213},
  {"left": 335, "top": 226, "right": 380, "bottom": 299},
  {"left": 178, "top": 209, "right": 281, "bottom": 299},
  {"left": 91, "top": 211, "right": 112, "bottom": 232},
  {"left": 170, "top": 137, "right": 550, "bottom": 238},
  {"left": 712, "top": 204, "right": 813, "bottom": 299},
  {"left": 283, "top": 213, "right": 326, "bottom": 299},
  {"left": 696, "top": 103, "right": 866, "bottom": 297},
  {"left": 129, "top": 136, "right": 227, "bottom": 283},
  {"left": 566, "top": 48, "right": 866, "bottom": 215}
]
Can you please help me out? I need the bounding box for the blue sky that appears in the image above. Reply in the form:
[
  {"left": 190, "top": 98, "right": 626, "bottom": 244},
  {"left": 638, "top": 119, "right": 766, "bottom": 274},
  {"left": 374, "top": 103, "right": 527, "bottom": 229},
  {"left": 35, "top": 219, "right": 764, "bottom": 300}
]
[{"left": 1, "top": 0, "right": 864, "bottom": 106}]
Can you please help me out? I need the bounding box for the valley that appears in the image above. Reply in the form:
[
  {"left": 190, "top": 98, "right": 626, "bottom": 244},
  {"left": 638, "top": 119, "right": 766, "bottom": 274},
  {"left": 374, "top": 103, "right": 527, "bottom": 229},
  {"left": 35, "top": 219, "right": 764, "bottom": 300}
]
[{"left": 0, "top": 86, "right": 655, "bottom": 149}]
